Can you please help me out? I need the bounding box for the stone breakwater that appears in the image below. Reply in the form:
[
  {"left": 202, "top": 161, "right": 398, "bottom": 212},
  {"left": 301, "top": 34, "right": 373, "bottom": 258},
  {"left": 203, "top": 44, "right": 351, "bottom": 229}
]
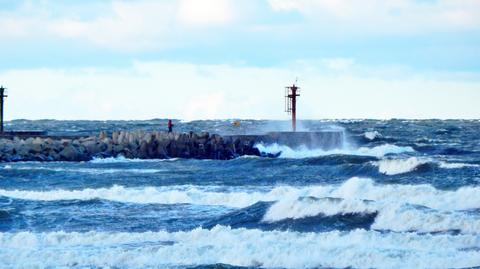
[
  {"left": 0, "top": 131, "right": 262, "bottom": 162},
  {"left": 0, "top": 130, "right": 344, "bottom": 162}
]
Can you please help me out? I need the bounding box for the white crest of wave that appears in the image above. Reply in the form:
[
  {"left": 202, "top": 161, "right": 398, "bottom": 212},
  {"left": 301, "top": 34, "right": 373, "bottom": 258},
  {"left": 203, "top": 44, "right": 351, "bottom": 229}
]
[
  {"left": 255, "top": 143, "right": 414, "bottom": 159},
  {"left": 375, "top": 157, "right": 429, "bottom": 175},
  {"left": 0, "top": 185, "right": 275, "bottom": 208},
  {"left": 0, "top": 226, "right": 478, "bottom": 269},
  {"left": 1, "top": 178, "right": 479, "bottom": 212},
  {"left": 263, "top": 197, "right": 480, "bottom": 234},
  {"left": 8, "top": 166, "right": 165, "bottom": 174},
  {"left": 439, "top": 162, "right": 479, "bottom": 169},
  {"left": 332, "top": 177, "right": 480, "bottom": 211},
  {"left": 89, "top": 156, "right": 179, "bottom": 163},
  {"left": 263, "top": 197, "right": 377, "bottom": 222},
  {"left": 374, "top": 158, "right": 478, "bottom": 175},
  {"left": 364, "top": 131, "right": 382, "bottom": 140},
  {"left": 372, "top": 205, "right": 480, "bottom": 234}
]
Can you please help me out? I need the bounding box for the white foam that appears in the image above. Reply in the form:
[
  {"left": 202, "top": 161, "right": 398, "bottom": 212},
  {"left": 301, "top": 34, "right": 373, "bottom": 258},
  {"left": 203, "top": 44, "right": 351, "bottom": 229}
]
[
  {"left": 263, "top": 197, "right": 377, "bottom": 222},
  {"left": 355, "top": 144, "right": 415, "bottom": 158},
  {"left": 364, "top": 131, "right": 382, "bottom": 140},
  {"left": 1, "top": 178, "right": 478, "bottom": 212},
  {"left": 237, "top": 155, "right": 261, "bottom": 159},
  {"left": 0, "top": 185, "right": 276, "bottom": 208},
  {"left": 439, "top": 162, "right": 479, "bottom": 169},
  {"left": 263, "top": 197, "right": 480, "bottom": 234},
  {"left": 331, "top": 177, "right": 480, "bottom": 211},
  {"left": 374, "top": 158, "right": 478, "bottom": 175},
  {"left": 255, "top": 143, "right": 414, "bottom": 159},
  {"left": 89, "top": 156, "right": 179, "bottom": 163},
  {"left": 0, "top": 227, "right": 478, "bottom": 269},
  {"left": 6, "top": 166, "right": 165, "bottom": 174},
  {"left": 372, "top": 205, "right": 480, "bottom": 234},
  {"left": 376, "top": 157, "right": 429, "bottom": 175}
]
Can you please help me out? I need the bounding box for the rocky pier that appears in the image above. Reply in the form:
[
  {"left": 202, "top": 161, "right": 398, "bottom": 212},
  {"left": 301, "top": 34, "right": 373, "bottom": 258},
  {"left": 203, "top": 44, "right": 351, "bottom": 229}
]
[{"left": 0, "top": 130, "right": 344, "bottom": 162}]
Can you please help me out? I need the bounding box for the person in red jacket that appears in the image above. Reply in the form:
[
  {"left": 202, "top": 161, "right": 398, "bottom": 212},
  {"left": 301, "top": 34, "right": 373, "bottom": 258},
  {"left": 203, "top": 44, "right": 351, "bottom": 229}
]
[{"left": 168, "top": 120, "right": 174, "bottom": 133}]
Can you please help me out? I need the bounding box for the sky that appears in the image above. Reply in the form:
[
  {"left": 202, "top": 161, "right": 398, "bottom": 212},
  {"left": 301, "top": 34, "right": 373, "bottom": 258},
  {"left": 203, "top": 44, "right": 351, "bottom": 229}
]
[{"left": 0, "top": 0, "right": 479, "bottom": 120}]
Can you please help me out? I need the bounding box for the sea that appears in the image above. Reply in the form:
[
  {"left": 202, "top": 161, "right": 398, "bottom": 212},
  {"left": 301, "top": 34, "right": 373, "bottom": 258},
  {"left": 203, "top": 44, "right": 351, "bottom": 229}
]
[{"left": 0, "top": 119, "right": 479, "bottom": 269}]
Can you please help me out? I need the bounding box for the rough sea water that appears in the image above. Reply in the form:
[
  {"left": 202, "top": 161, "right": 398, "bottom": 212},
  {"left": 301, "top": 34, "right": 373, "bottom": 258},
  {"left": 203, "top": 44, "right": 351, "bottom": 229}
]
[{"left": 1, "top": 119, "right": 480, "bottom": 269}]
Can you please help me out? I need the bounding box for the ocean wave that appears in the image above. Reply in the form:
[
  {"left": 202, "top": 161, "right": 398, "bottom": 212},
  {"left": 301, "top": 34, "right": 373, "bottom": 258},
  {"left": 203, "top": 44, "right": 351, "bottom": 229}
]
[
  {"left": 262, "top": 197, "right": 480, "bottom": 234},
  {"left": 329, "top": 177, "right": 480, "bottom": 211},
  {"left": 0, "top": 185, "right": 273, "bottom": 208},
  {"left": 0, "top": 226, "right": 478, "bottom": 269},
  {"left": 3, "top": 166, "right": 166, "bottom": 174},
  {"left": 204, "top": 200, "right": 377, "bottom": 233},
  {"left": 0, "top": 208, "right": 14, "bottom": 219},
  {"left": 263, "top": 197, "right": 377, "bottom": 222},
  {"left": 89, "top": 156, "right": 179, "bottom": 163},
  {"left": 1, "top": 178, "right": 479, "bottom": 212},
  {"left": 438, "top": 162, "right": 479, "bottom": 169},
  {"left": 255, "top": 143, "right": 415, "bottom": 159},
  {"left": 372, "top": 205, "right": 480, "bottom": 234},
  {"left": 364, "top": 131, "right": 382, "bottom": 140},
  {"left": 373, "top": 158, "right": 478, "bottom": 175},
  {"left": 375, "top": 157, "right": 429, "bottom": 175}
]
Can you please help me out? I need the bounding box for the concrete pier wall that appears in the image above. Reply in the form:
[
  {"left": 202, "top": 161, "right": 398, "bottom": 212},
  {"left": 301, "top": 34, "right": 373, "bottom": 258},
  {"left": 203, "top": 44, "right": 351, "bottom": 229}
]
[{"left": 0, "top": 130, "right": 344, "bottom": 162}]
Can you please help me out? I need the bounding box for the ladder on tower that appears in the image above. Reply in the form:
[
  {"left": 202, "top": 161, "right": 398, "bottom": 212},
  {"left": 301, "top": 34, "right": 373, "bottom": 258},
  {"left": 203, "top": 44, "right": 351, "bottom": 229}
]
[{"left": 285, "top": 82, "right": 300, "bottom": 132}]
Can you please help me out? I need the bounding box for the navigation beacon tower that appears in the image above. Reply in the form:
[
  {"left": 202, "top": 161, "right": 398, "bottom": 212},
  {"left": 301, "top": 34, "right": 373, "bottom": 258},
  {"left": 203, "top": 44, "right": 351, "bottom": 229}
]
[
  {"left": 0, "top": 86, "right": 7, "bottom": 133},
  {"left": 285, "top": 81, "right": 300, "bottom": 132}
]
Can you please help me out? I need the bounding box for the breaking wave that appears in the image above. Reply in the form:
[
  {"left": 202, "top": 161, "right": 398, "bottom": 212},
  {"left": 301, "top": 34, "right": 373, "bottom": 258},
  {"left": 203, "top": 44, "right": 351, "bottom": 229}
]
[
  {"left": 262, "top": 197, "right": 377, "bottom": 222},
  {"left": 373, "top": 158, "right": 479, "bottom": 176},
  {"left": 262, "top": 197, "right": 480, "bottom": 234},
  {"left": 255, "top": 143, "right": 415, "bottom": 159},
  {"left": 89, "top": 156, "right": 179, "bottom": 163},
  {"left": 439, "top": 162, "right": 479, "bottom": 169},
  {"left": 375, "top": 157, "right": 429, "bottom": 175},
  {"left": 372, "top": 204, "right": 480, "bottom": 234},
  {"left": 364, "top": 131, "right": 382, "bottom": 140},
  {"left": 0, "top": 226, "right": 478, "bottom": 269},
  {"left": 1, "top": 177, "right": 479, "bottom": 211},
  {"left": 3, "top": 166, "right": 166, "bottom": 174}
]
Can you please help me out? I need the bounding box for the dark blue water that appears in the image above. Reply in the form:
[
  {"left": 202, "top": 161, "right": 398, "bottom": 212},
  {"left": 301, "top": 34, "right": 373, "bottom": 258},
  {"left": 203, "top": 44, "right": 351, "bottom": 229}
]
[{"left": 0, "top": 119, "right": 479, "bottom": 268}]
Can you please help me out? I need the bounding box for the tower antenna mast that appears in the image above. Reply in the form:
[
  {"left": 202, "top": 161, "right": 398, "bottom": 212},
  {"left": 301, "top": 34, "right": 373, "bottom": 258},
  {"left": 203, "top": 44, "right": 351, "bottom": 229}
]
[
  {"left": 285, "top": 81, "right": 300, "bottom": 132},
  {"left": 0, "top": 86, "right": 7, "bottom": 133}
]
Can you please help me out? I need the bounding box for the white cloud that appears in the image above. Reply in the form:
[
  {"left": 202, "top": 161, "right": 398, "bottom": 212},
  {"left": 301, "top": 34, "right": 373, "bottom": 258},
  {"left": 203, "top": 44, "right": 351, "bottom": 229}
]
[
  {"left": 0, "top": 0, "right": 478, "bottom": 52},
  {"left": 0, "top": 0, "right": 238, "bottom": 51},
  {"left": 322, "top": 58, "right": 355, "bottom": 71},
  {"left": 267, "top": 0, "right": 480, "bottom": 33},
  {"left": 177, "top": 0, "right": 235, "bottom": 27},
  {"left": 1, "top": 60, "right": 479, "bottom": 120},
  {"left": 184, "top": 92, "right": 226, "bottom": 121},
  {"left": 50, "top": 1, "right": 177, "bottom": 50}
]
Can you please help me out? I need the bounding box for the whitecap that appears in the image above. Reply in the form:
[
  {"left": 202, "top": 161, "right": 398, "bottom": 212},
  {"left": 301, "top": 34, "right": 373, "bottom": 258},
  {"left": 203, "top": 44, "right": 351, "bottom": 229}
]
[
  {"left": 1, "top": 177, "right": 478, "bottom": 211},
  {"left": 263, "top": 197, "right": 377, "bottom": 222},
  {"left": 364, "top": 131, "right": 382, "bottom": 140},
  {"left": 6, "top": 166, "right": 165, "bottom": 174},
  {"left": 89, "top": 156, "right": 179, "bottom": 164},
  {"left": 375, "top": 157, "right": 429, "bottom": 175},
  {"left": 0, "top": 227, "right": 478, "bottom": 269},
  {"left": 255, "top": 143, "right": 414, "bottom": 159},
  {"left": 372, "top": 204, "right": 480, "bottom": 234},
  {"left": 439, "top": 162, "right": 479, "bottom": 169},
  {"left": 263, "top": 197, "right": 480, "bottom": 234}
]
